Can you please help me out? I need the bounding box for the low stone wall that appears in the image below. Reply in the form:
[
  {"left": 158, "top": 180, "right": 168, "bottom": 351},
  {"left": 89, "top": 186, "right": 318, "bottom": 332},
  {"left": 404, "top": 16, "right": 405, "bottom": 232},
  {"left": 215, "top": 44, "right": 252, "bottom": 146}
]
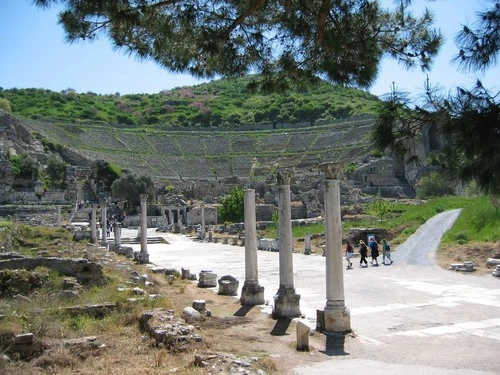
[{"left": 0, "top": 257, "right": 106, "bottom": 285}]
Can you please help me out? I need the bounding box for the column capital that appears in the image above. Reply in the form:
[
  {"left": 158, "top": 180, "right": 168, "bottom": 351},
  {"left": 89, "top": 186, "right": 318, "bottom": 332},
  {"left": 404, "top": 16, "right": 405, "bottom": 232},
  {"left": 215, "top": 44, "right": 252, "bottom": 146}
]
[
  {"left": 319, "top": 162, "right": 343, "bottom": 179},
  {"left": 276, "top": 168, "right": 294, "bottom": 185}
]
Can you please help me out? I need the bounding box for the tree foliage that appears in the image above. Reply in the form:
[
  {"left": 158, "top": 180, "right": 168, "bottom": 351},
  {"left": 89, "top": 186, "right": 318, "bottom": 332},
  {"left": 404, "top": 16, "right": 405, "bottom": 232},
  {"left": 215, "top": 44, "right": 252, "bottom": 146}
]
[
  {"left": 416, "top": 172, "right": 455, "bottom": 199},
  {"left": 374, "top": 1, "right": 500, "bottom": 196},
  {"left": 111, "top": 174, "right": 155, "bottom": 212},
  {"left": 34, "top": 0, "right": 441, "bottom": 91},
  {"left": 94, "top": 160, "right": 123, "bottom": 191},
  {"left": 0, "top": 98, "right": 11, "bottom": 113},
  {"left": 9, "top": 153, "right": 39, "bottom": 180},
  {"left": 218, "top": 187, "right": 244, "bottom": 223},
  {"left": 44, "top": 156, "right": 67, "bottom": 189}
]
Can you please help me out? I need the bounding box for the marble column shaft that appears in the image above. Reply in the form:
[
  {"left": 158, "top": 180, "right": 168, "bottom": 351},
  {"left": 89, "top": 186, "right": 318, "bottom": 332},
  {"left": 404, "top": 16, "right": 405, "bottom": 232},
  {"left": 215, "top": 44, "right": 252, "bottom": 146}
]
[
  {"left": 240, "top": 189, "right": 265, "bottom": 305},
  {"left": 273, "top": 169, "right": 301, "bottom": 318},
  {"left": 140, "top": 194, "right": 148, "bottom": 255},
  {"left": 91, "top": 204, "right": 97, "bottom": 244},
  {"left": 100, "top": 203, "right": 107, "bottom": 246},
  {"left": 320, "top": 162, "right": 351, "bottom": 333},
  {"left": 201, "top": 204, "right": 206, "bottom": 240}
]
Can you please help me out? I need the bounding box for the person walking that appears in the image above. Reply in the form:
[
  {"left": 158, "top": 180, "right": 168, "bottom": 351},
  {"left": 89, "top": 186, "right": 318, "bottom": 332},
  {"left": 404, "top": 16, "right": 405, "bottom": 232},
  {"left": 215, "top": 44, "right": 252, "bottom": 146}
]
[
  {"left": 382, "top": 239, "right": 393, "bottom": 265},
  {"left": 345, "top": 240, "right": 354, "bottom": 270},
  {"left": 368, "top": 237, "right": 379, "bottom": 266},
  {"left": 359, "top": 240, "right": 368, "bottom": 267}
]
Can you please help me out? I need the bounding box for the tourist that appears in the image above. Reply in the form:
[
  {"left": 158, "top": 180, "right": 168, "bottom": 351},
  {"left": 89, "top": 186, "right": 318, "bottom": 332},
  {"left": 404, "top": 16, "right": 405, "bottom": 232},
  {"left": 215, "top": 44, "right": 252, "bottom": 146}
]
[
  {"left": 368, "top": 237, "right": 379, "bottom": 266},
  {"left": 345, "top": 240, "right": 354, "bottom": 270},
  {"left": 382, "top": 239, "right": 393, "bottom": 265},
  {"left": 359, "top": 240, "right": 368, "bottom": 267}
]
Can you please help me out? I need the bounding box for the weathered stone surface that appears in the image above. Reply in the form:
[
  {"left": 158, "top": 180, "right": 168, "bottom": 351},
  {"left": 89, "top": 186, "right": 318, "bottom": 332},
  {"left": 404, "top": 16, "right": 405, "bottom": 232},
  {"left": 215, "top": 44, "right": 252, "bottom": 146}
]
[
  {"left": 15, "top": 333, "right": 34, "bottom": 345},
  {"left": 198, "top": 271, "right": 217, "bottom": 288},
  {"left": 64, "top": 303, "right": 117, "bottom": 318},
  {"left": 0, "top": 256, "right": 106, "bottom": 285},
  {"left": 139, "top": 309, "right": 200, "bottom": 348},
  {"left": 182, "top": 307, "right": 202, "bottom": 322},
  {"left": 217, "top": 275, "right": 239, "bottom": 296},
  {"left": 486, "top": 258, "right": 500, "bottom": 267},
  {"left": 193, "top": 352, "right": 262, "bottom": 374}
]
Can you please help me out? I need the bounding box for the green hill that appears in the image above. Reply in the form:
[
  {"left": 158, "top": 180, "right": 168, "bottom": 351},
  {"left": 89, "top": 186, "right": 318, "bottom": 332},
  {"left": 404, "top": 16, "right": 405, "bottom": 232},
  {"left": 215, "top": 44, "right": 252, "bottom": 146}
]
[{"left": 0, "top": 76, "right": 381, "bottom": 128}]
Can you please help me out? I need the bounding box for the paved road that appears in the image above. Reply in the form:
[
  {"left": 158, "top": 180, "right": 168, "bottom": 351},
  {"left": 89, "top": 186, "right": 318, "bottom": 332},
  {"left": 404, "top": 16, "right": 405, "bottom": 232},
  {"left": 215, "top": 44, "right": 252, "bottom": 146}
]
[{"left": 121, "top": 209, "right": 500, "bottom": 374}]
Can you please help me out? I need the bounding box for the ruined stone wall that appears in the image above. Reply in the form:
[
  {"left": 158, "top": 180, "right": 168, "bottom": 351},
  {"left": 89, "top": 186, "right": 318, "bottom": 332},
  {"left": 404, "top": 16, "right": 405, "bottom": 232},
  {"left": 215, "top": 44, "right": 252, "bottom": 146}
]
[
  {"left": 0, "top": 257, "right": 105, "bottom": 285},
  {"left": 256, "top": 204, "right": 275, "bottom": 222},
  {"left": 186, "top": 206, "right": 218, "bottom": 226}
]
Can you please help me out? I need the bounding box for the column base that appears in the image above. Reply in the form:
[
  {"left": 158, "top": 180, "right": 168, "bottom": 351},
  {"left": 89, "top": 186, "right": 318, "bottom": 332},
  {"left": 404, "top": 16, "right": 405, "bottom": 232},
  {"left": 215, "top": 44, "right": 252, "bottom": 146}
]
[
  {"left": 323, "top": 304, "right": 351, "bottom": 333},
  {"left": 272, "top": 287, "right": 301, "bottom": 319},
  {"left": 136, "top": 251, "right": 150, "bottom": 264},
  {"left": 240, "top": 282, "right": 265, "bottom": 306}
]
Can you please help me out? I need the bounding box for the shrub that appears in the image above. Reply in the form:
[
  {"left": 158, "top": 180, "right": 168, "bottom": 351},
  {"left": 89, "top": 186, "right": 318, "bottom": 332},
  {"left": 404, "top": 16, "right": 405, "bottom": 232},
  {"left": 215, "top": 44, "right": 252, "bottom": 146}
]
[
  {"left": 0, "top": 97, "right": 12, "bottom": 112},
  {"left": 416, "top": 172, "right": 455, "bottom": 198}
]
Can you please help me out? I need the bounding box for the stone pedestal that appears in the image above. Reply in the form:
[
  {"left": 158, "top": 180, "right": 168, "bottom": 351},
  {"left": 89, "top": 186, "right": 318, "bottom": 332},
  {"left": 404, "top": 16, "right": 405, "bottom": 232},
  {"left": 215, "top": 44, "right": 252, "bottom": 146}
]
[
  {"left": 273, "top": 169, "right": 301, "bottom": 318},
  {"left": 218, "top": 275, "right": 239, "bottom": 296},
  {"left": 198, "top": 271, "right": 217, "bottom": 287},
  {"left": 273, "top": 287, "right": 302, "bottom": 319}
]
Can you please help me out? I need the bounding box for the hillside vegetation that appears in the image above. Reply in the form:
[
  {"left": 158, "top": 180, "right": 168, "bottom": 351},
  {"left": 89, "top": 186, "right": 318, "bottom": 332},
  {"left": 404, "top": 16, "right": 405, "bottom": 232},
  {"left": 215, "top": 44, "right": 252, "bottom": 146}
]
[{"left": 0, "top": 76, "right": 382, "bottom": 128}]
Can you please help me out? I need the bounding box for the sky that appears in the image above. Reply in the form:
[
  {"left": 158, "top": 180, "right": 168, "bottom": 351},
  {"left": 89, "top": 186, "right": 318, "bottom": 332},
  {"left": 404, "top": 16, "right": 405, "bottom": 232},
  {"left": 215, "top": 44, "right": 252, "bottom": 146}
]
[{"left": 1, "top": 0, "right": 499, "bottom": 98}]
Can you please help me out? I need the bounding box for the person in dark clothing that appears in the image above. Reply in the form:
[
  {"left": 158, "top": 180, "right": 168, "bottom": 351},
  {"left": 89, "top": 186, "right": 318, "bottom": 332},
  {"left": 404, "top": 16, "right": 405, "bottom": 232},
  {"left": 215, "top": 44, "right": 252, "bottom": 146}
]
[
  {"left": 345, "top": 240, "right": 354, "bottom": 270},
  {"left": 359, "top": 240, "right": 368, "bottom": 267},
  {"left": 368, "top": 237, "right": 379, "bottom": 266}
]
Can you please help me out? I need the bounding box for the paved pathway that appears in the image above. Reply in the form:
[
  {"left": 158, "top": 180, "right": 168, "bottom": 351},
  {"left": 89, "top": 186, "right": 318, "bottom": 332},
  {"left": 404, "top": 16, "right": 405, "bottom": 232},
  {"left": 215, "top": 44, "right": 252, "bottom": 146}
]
[{"left": 121, "top": 209, "right": 500, "bottom": 374}]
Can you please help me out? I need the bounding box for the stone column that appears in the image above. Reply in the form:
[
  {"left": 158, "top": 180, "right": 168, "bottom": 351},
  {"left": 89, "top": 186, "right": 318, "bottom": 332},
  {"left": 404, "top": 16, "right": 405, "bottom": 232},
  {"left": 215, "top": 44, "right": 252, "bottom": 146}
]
[
  {"left": 200, "top": 203, "right": 206, "bottom": 240},
  {"left": 304, "top": 232, "right": 311, "bottom": 255},
  {"left": 91, "top": 204, "right": 97, "bottom": 244},
  {"left": 273, "top": 169, "right": 301, "bottom": 319},
  {"left": 320, "top": 162, "right": 351, "bottom": 333},
  {"left": 240, "top": 189, "right": 265, "bottom": 305},
  {"left": 100, "top": 203, "right": 107, "bottom": 247},
  {"left": 138, "top": 194, "right": 149, "bottom": 263},
  {"left": 114, "top": 223, "right": 122, "bottom": 250},
  {"left": 169, "top": 210, "right": 174, "bottom": 226},
  {"left": 57, "top": 205, "right": 61, "bottom": 227}
]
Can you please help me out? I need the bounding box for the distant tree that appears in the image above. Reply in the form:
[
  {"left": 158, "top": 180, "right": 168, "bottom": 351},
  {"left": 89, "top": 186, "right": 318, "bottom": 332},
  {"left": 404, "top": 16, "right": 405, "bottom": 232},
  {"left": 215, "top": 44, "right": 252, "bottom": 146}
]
[
  {"left": 94, "top": 160, "right": 123, "bottom": 191},
  {"left": 218, "top": 187, "right": 244, "bottom": 223},
  {"left": 367, "top": 191, "right": 392, "bottom": 223},
  {"left": 34, "top": 0, "right": 441, "bottom": 91},
  {"left": 416, "top": 172, "right": 456, "bottom": 199},
  {"left": 111, "top": 174, "right": 155, "bottom": 213},
  {"left": 44, "top": 156, "right": 67, "bottom": 189},
  {"left": 9, "top": 153, "right": 39, "bottom": 181}
]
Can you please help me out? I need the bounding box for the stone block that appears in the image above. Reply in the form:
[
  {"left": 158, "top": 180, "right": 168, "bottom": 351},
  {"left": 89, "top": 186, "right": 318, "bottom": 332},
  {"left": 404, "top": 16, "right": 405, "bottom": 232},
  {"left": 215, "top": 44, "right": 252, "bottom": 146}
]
[
  {"left": 198, "top": 271, "right": 217, "bottom": 288},
  {"left": 296, "top": 320, "right": 310, "bottom": 351},
  {"left": 217, "top": 275, "right": 239, "bottom": 296}
]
